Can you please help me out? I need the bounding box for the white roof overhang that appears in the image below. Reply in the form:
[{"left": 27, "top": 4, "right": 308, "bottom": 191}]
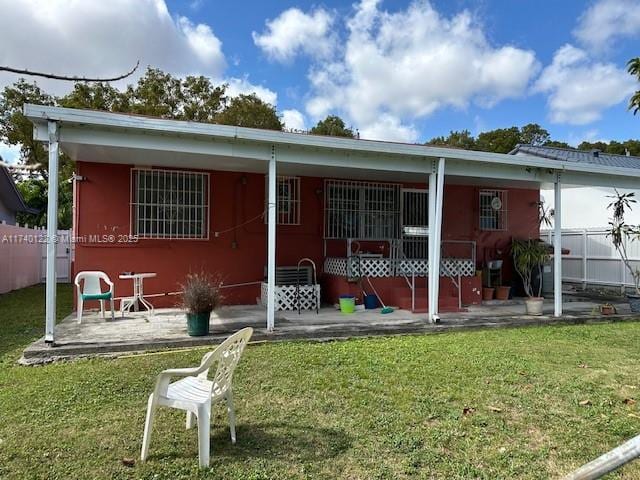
[{"left": 24, "top": 104, "right": 640, "bottom": 190}]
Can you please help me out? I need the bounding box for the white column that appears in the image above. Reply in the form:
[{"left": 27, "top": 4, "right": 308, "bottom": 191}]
[
  {"left": 428, "top": 164, "right": 437, "bottom": 322},
  {"left": 553, "top": 175, "right": 562, "bottom": 317},
  {"left": 431, "top": 158, "right": 446, "bottom": 321},
  {"left": 45, "top": 121, "right": 59, "bottom": 343},
  {"left": 266, "top": 146, "right": 277, "bottom": 332}
]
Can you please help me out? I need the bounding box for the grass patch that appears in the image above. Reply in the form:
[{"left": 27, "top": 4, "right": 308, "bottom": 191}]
[{"left": 1, "top": 285, "right": 640, "bottom": 478}]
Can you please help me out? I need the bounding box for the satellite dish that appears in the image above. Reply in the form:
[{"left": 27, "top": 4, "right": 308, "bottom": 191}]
[{"left": 491, "top": 196, "right": 502, "bottom": 211}]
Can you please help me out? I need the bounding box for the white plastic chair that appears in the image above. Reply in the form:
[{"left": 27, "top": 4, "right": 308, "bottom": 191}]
[
  {"left": 141, "top": 327, "right": 253, "bottom": 467},
  {"left": 74, "top": 271, "right": 115, "bottom": 324}
]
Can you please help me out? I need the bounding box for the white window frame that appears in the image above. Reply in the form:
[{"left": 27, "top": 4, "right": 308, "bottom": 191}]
[
  {"left": 265, "top": 176, "right": 301, "bottom": 225},
  {"left": 479, "top": 189, "right": 507, "bottom": 231},
  {"left": 130, "top": 168, "right": 210, "bottom": 240}
]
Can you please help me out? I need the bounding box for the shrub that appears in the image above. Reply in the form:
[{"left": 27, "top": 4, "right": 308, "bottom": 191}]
[{"left": 179, "top": 272, "right": 223, "bottom": 314}]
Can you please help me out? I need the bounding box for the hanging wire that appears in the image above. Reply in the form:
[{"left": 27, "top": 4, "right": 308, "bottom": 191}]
[{"left": 213, "top": 207, "right": 269, "bottom": 237}]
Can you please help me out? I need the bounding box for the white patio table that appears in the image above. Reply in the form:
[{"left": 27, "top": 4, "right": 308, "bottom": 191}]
[{"left": 119, "top": 272, "right": 156, "bottom": 316}]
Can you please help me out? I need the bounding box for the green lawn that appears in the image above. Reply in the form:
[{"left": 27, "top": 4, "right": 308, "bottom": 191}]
[{"left": 1, "top": 285, "right": 640, "bottom": 479}]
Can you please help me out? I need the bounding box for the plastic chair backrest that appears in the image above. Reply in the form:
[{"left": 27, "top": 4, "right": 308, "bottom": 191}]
[
  {"left": 199, "top": 327, "right": 253, "bottom": 396},
  {"left": 75, "top": 271, "right": 110, "bottom": 295}
]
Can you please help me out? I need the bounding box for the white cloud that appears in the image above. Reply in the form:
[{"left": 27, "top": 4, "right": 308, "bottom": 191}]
[
  {"left": 358, "top": 115, "right": 418, "bottom": 143},
  {"left": 0, "top": 0, "right": 226, "bottom": 95},
  {"left": 282, "top": 109, "right": 306, "bottom": 131},
  {"left": 574, "top": 0, "right": 640, "bottom": 51},
  {"left": 252, "top": 8, "right": 336, "bottom": 63},
  {"left": 534, "top": 44, "right": 635, "bottom": 125},
  {"left": 225, "top": 77, "right": 278, "bottom": 106},
  {"left": 304, "top": 0, "right": 539, "bottom": 142}
]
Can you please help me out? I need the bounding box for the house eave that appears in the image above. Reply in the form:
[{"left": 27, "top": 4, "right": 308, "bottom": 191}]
[{"left": 23, "top": 104, "right": 640, "bottom": 186}]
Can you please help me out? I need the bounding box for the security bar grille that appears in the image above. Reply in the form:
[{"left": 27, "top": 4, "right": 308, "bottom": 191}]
[
  {"left": 131, "top": 168, "right": 210, "bottom": 239},
  {"left": 265, "top": 176, "right": 301, "bottom": 225},
  {"left": 479, "top": 189, "right": 507, "bottom": 231},
  {"left": 401, "top": 189, "right": 429, "bottom": 258},
  {"left": 324, "top": 179, "right": 401, "bottom": 240}
]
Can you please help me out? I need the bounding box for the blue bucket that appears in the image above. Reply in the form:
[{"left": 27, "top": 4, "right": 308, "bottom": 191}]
[{"left": 364, "top": 294, "right": 379, "bottom": 310}]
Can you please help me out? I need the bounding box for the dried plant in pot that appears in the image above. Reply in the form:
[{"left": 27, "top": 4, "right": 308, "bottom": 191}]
[
  {"left": 512, "top": 239, "right": 550, "bottom": 315},
  {"left": 179, "top": 272, "right": 223, "bottom": 336}
]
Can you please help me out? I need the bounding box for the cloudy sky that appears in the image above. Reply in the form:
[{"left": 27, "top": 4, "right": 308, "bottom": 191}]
[{"left": 1, "top": 0, "right": 639, "bottom": 226}]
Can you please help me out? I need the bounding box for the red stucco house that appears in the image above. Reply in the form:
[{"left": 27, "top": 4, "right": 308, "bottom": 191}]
[{"left": 24, "top": 105, "right": 640, "bottom": 342}]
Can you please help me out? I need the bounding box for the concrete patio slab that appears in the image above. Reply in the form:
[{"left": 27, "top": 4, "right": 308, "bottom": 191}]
[{"left": 21, "top": 296, "right": 637, "bottom": 364}]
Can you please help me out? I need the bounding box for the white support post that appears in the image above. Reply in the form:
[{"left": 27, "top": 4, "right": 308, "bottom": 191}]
[
  {"left": 553, "top": 175, "right": 562, "bottom": 317},
  {"left": 266, "top": 146, "right": 277, "bottom": 332},
  {"left": 428, "top": 163, "right": 437, "bottom": 322},
  {"left": 431, "top": 158, "right": 446, "bottom": 321},
  {"left": 45, "top": 121, "right": 59, "bottom": 343},
  {"left": 582, "top": 229, "right": 588, "bottom": 290}
]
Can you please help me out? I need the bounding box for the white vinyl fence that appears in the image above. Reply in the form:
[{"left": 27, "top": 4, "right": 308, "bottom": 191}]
[
  {"left": 40, "top": 229, "right": 73, "bottom": 284},
  {"left": 0, "top": 222, "right": 72, "bottom": 294},
  {"left": 542, "top": 228, "right": 640, "bottom": 291}
]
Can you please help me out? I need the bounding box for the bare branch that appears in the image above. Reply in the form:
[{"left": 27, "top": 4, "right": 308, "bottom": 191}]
[
  {"left": 0, "top": 159, "right": 42, "bottom": 171},
  {"left": 0, "top": 61, "right": 139, "bottom": 82}
]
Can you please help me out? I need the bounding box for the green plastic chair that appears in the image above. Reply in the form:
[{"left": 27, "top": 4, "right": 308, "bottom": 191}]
[{"left": 74, "top": 271, "right": 115, "bottom": 323}]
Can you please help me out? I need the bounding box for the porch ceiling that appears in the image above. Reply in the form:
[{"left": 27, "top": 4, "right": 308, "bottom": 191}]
[
  {"left": 63, "top": 140, "right": 542, "bottom": 187},
  {"left": 26, "top": 104, "right": 640, "bottom": 189}
]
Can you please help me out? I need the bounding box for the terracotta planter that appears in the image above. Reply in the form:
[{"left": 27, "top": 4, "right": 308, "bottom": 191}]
[
  {"left": 525, "top": 297, "right": 544, "bottom": 316},
  {"left": 482, "top": 288, "right": 495, "bottom": 301},
  {"left": 495, "top": 286, "right": 511, "bottom": 301},
  {"left": 600, "top": 305, "right": 615, "bottom": 315}
]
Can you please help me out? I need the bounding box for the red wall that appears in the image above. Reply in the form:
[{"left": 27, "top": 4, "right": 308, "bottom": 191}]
[{"left": 74, "top": 161, "right": 539, "bottom": 308}]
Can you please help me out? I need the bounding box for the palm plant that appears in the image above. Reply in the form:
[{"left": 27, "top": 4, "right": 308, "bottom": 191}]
[
  {"left": 512, "top": 239, "right": 550, "bottom": 298},
  {"left": 629, "top": 57, "right": 640, "bottom": 115},
  {"left": 607, "top": 190, "right": 640, "bottom": 295}
]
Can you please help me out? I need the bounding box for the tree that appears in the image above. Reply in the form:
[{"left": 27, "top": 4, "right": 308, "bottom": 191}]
[
  {"left": 426, "top": 130, "right": 476, "bottom": 150},
  {"left": 0, "top": 80, "right": 55, "bottom": 173},
  {"left": 309, "top": 115, "right": 354, "bottom": 138},
  {"left": 215, "top": 93, "right": 283, "bottom": 130},
  {"left": 475, "top": 126, "right": 521, "bottom": 153},
  {"left": 519, "top": 123, "right": 550, "bottom": 146},
  {"left": 577, "top": 141, "right": 609, "bottom": 151},
  {"left": 59, "top": 82, "right": 129, "bottom": 112},
  {"left": 180, "top": 76, "right": 226, "bottom": 122},
  {"left": 126, "top": 67, "right": 183, "bottom": 118},
  {"left": 628, "top": 57, "right": 640, "bottom": 115},
  {"left": 543, "top": 140, "right": 572, "bottom": 148}
]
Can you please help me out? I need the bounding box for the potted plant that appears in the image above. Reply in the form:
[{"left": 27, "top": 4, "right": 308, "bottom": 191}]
[
  {"left": 180, "top": 272, "right": 222, "bottom": 336},
  {"left": 600, "top": 303, "right": 616, "bottom": 315},
  {"left": 512, "top": 239, "right": 550, "bottom": 315},
  {"left": 482, "top": 287, "right": 495, "bottom": 301},
  {"left": 495, "top": 285, "right": 511, "bottom": 301},
  {"left": 607, "top": 191, "right": 640, "bottom": 313}
]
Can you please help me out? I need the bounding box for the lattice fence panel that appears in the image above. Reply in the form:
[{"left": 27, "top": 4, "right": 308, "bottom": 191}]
[
  {"left": 324, "top": 257, "right": 348, "bottom": 276},
  {"left": 261, "top": 283, "right": 320, "bottom": 311}
]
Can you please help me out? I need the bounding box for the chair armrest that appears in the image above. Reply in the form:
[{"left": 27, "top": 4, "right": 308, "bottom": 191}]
[
  {"left": 159, "top": 367, "right": 202, "bottom": 378},
  {"left": 152, "top": 366, "right": 203, "bottom": 397}
]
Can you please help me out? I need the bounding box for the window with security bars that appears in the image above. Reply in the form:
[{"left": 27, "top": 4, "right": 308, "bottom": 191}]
[
  {"left": 131, "top": 168, "right": 210, "bottom": 239},
  {"left": 479, "top": 189, "right": 507, "bottom": 231},
  {"left": 324, "top": 179, "right": 401, "bottom": 239},
  {"left": 264, "top": 176, "right": 301, "bottom": 225}
]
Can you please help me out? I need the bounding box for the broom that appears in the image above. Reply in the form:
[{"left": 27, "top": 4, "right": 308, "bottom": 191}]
[{"left": 364, "top": 276, "right": 394, "bottom": 314}]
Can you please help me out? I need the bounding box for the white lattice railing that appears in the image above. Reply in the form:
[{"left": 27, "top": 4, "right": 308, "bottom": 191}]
[
  {"left": 260, "top": 282, "right": 320, "bottom": 311},
  {"left": 324, "top": 257, "right": 475, "bottom": 278}
]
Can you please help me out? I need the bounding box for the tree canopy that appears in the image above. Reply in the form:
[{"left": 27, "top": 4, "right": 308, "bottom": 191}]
[
  {"left": 309, "top": 115, "right": 355, "bottom": 138},
  {"left": 426, "top": 123, "right": 551, "bottom": 153},
  {"left": 215, "top": 93, "right": 283, "bottom": 130}
]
